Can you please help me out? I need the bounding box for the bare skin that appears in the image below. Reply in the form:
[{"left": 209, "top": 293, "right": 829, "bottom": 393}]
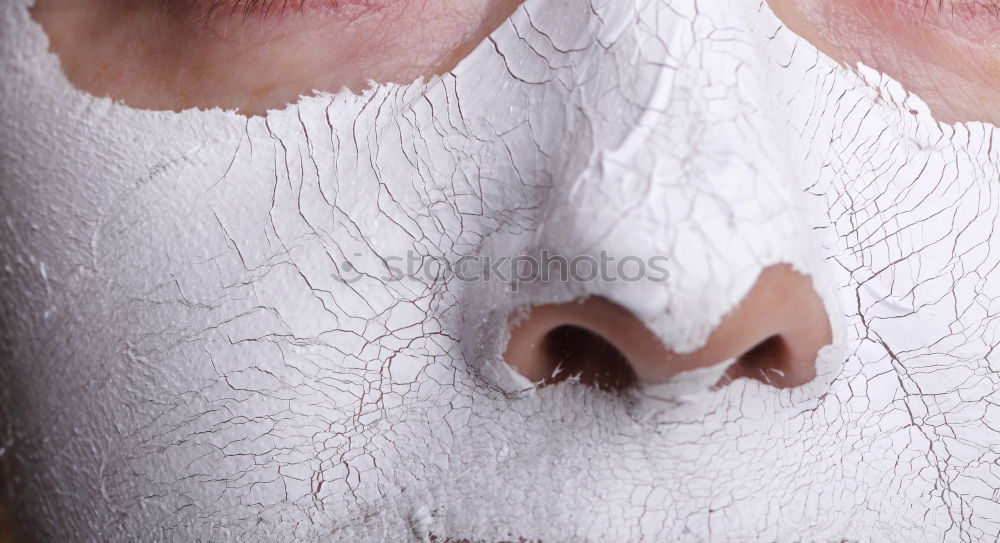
[
  {"left": 766, "top": 0, "right": 1000, "bottom": 125},
  {"left": 31, "top": 0, "right": 522, "bottom": 116},
  {"left": 32, "top": 0, "right": 1000, "bottom": 124}
]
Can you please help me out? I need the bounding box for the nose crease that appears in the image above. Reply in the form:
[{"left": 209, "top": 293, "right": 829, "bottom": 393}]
[{"left": 503, "top": 264, "right": 833, "bottom": 392}]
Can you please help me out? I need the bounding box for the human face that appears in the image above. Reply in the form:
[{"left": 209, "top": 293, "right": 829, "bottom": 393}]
[{"left": 2, "top": 1, "right": 999, "bottom": 541}]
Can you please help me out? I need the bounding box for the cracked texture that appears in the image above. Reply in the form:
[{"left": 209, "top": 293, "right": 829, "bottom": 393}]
[{"left": 2, "top": 0, "right": 1000, "bottom": 541}]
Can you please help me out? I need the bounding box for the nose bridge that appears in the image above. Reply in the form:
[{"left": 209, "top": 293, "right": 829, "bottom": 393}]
[{"left": 527, "top": 0, "right": 809, "bottom": 329}]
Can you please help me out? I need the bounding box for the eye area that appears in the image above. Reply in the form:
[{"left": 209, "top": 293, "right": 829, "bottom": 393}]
[
  {"left": 156, "top": 0, "right": 396, "bottom": 44},
  {"left": 31, "top": 0, "right": 522, "bottom": 115},
  {"left": 182, "top": 0, "right": 316, "bottom": 16},
  {"left": 767, "top": 0, "right": 1000, "bottom": 126},
  {"left": 850, "top": 0, "right": 1000, "bottom": 41},
  {"left": 165, "top": 0, "right": 383, "bottom": 30}
]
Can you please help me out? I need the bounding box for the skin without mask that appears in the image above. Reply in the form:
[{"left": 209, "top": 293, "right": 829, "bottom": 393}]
[{"left": 2, "top": 0, "right": 1000, "bottom": 541}]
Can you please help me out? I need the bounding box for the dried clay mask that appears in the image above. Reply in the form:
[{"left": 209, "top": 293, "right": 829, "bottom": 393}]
[{"left": 2, "top": 0, "right": 1000, "bottom": 541}]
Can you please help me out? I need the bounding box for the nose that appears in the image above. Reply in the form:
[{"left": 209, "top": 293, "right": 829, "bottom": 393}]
[{"left": 503, "top": 264, "right": 832, "bottom": 391}]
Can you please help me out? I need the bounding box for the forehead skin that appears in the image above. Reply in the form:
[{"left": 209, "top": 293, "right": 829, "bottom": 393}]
[{"left": 2, "top": 0, "right": 1000, "bottom": 541}]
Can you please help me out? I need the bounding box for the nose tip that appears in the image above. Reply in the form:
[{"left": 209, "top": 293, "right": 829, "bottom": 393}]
[{"left": 503, "top": 264, "right": 832, "bottom": 391}]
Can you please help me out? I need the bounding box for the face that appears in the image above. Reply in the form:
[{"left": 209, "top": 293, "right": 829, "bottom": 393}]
[{"left": 2, "top": 0, "right": 999, "bottom": 541}]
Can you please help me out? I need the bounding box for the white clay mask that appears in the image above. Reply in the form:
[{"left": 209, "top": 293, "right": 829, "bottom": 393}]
[{"left": 2, "top": 0, "right": 1000, "bottom": 541}]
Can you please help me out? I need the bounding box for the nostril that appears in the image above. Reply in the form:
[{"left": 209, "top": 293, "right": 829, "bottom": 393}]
[
  {"left": 719, "top": 334, "right": 820, "bottom": 389},
  {"left": 723, "top": 335, "right": 788, "bottom": 385},
  {"left": 503, "top": 265, "right": 830, "bottom": 393},
  {"left": 740, "top": 335, "right": 786, "bottom": 371},
  {"left": 542, "top": 325, "right": 638, "bottom": 392}
]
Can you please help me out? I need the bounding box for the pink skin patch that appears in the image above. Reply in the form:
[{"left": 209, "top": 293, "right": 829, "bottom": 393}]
[{"left": 796, "top": 0, "right": 1000, "bottom": 123}]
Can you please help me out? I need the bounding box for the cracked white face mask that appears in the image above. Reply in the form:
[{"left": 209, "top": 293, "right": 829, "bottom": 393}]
[{"left": 3, "top": 0, "right": 1000, "bottom": 541}]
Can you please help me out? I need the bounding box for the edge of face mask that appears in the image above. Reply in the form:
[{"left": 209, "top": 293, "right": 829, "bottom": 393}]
[
  {"left": 0, "top": 0, "right": 908, "bottom": 403},
  {"left": 467, "top": 0, "right": 850, "bottom": 400},
  {"left": 470, "top": 0, "right": 1000, "bottom": 416},
  {"left": 14, "top": 0, "right": 474, "bottom": 121},
  {"left": 459, "top": 16, "right": 1000, "bottom": 536},
  {"left": 0, "top": 1, "right": 513, "bottom": 540},
  {"left": 0, "top": 0, "right": 627, "bottom": 538},
  {"left": 6, "top": 0, "right": 1000, "bottom": 540}
]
